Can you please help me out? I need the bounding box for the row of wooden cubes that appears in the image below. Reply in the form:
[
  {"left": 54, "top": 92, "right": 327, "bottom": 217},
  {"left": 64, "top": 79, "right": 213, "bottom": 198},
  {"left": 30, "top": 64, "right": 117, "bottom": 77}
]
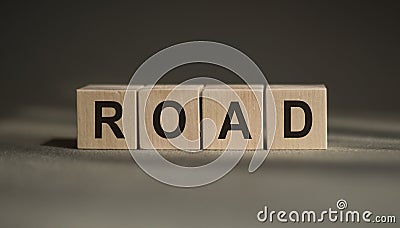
[{"left": 77, "top": 84, "right": 327, "bottom": 150}]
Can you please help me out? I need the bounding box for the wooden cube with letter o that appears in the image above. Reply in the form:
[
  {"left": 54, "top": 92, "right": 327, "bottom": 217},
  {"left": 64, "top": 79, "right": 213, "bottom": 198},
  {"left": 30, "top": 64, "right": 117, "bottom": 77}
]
[{"left": 138, "top": 85, "right": 203, "bottom": 150}]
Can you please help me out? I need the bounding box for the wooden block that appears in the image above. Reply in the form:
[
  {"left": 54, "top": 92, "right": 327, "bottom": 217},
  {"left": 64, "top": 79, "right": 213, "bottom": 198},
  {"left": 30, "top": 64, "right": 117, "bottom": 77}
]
[
  {"left": 138, "top": 85, "right": 203, "bottom": 150},
  {"left": 202, "top": 85, "right": 263, "bottom": 150},
  {"left": 76, "top": 85, "right": 141, "bottom": 149},
  {"left": 267, "top": 85, "right": 327, "bottom": 149}
]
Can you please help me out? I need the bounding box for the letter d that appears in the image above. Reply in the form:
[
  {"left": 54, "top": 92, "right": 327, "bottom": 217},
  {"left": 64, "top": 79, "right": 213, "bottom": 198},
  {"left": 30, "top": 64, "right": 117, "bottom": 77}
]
[
  {"left": 284, "top": 100, "right": 312, "bottom": 138},
  {"left": 257, "top": 206, "right": 268, "bottom": 222}
]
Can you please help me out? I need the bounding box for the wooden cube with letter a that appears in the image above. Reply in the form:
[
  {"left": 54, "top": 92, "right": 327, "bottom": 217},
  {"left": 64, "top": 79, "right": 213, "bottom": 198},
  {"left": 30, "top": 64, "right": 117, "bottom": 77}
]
[
  {"left": 202, "top": 85, "right": 263, "bottom": 150},
  {"left": 138, "top": 85, "right": 203, "bottom": 150},
  {"left": 76, "top": 85, "right": 141, "bottom": 149},
  {"left": 267, "top": 85, "right": 327, "bottom": 149}
]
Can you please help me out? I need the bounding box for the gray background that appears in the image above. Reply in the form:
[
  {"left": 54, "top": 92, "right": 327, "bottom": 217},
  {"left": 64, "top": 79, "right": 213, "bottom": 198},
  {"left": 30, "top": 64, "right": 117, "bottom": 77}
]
[{"left": 0, "top": 0, "right": 399, "bottom": 227}]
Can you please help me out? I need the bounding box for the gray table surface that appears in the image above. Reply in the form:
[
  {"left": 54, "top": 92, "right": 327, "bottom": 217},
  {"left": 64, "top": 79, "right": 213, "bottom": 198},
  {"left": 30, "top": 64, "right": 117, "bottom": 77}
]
[{"left": 0, "top": 106, "right": 399, "bottom": 227}]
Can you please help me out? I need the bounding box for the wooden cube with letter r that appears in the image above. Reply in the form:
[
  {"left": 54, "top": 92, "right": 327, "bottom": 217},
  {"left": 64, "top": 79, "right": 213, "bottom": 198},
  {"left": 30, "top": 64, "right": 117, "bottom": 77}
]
[
  {"left": 267, "top": 85, "right": 327, "bottom": 149},
  {"left": 76, "top": 85, "right": 141, "bottom": 149}
]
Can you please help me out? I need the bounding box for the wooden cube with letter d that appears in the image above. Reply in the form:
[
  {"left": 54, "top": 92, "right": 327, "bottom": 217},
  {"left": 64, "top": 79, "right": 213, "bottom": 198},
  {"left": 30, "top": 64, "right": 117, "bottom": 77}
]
[{"left": 267, "top": 85, "right": 327, "bottom": 149}]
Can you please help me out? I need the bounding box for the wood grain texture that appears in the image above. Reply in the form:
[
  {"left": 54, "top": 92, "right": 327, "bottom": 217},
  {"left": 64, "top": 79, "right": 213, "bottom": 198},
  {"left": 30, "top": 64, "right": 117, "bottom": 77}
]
[
  {"left": 138, "top": 85, "right": 202, "bottom": 150},
  {"left": 267, "top": 85, "right": 327, "bottom": 149},
  {"left": 76, "top": 85, "right": 140, "bottom": 149},
  {"left": 77, "top": 84, "right": 327, "bottom": 150},
  {"left": 202, "top": 85, "right": 263, "bottom": 150}
]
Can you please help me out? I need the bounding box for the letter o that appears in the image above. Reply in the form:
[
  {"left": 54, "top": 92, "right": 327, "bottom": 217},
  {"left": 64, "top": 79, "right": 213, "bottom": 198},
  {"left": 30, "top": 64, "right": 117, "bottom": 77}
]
[{"left": 153, "top": 100, "right": 186, "bottom": 138}]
